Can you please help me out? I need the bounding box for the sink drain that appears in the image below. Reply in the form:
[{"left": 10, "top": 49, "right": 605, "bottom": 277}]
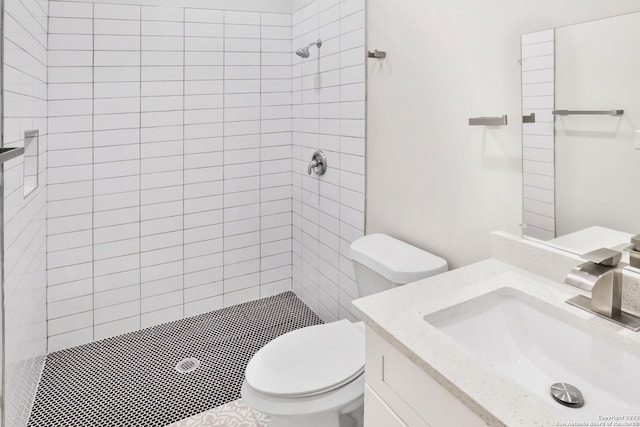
[
  {"left": 550, "top": 382, "right": 584, "bottom": 408},
  {"left": 175, "top": 357, "right": 200, "bottom": 374}
]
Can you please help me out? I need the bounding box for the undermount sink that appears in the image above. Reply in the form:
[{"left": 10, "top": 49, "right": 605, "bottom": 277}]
[{"left": 424, "top": 288, "right": 640, "bottom": 419}]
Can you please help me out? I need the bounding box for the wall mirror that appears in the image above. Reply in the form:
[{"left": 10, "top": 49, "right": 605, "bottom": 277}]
[{"left": 520, "top": 12, "right": 640, "bottom": 256}]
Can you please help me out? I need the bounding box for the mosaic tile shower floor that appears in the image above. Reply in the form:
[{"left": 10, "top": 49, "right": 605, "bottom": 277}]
[{"left": 28, "top": 292, "right": 322, "bottom": 426}]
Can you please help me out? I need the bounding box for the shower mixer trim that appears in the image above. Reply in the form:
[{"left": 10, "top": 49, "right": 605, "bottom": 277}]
[{"left": 307, "top": 150, "right": 328, "bottom": 176}]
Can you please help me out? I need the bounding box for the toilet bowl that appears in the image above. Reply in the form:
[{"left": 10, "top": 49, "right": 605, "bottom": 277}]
[
  {"left": 241, "top": 234, "right": 448, "bottom": 427},
  {"left": 242, "top": 320, "right": 365, "bottom": 427}
]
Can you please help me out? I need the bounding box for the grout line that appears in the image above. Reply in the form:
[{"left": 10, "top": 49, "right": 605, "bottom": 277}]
[
  {"left": 221, "top": 8, "right": 226, "bottom": 306},
  {"left": 337, "top": 0, "right": 342, "bottom": 316},
  {"left": 259, "top": 11, "right": 263, "bottom": 298},
  {"left": 3, "top": 30, "right": 48, "bottom": 67},
  {"left": 138, "top": 5, "right": 143, "bottom": 329},
  {"left": 91, "top": 1, "right": 95, "bottom": 342},
  {"left": 182, "top": 7, "right": 186, "bottom": 319}
]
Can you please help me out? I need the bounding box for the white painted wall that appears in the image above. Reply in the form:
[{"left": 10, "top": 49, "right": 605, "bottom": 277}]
[{"left": 366, "top": 0, "right": 640, "bottom": 268}]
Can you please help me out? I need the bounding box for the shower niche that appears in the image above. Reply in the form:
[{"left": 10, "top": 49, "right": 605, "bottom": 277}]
[{"left": 23, "top": 130, "right": 39, "bottom": 197}]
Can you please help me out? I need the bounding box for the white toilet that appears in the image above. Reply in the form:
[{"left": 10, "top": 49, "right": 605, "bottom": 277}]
[{"left": 241, "top": 234, "right": 448, "bottom": 427}]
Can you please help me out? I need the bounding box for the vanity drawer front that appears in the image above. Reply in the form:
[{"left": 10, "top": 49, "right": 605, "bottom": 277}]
[
  {"left": 364, "top": 384, "right": 408, "bottom": 427},
  {"left": 365, "top": 327, "right": 486, "bottom": 427}
]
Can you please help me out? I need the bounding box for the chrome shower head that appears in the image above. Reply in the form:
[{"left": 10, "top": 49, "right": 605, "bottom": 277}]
[
  {"left": 295, "top": 39, "right": 322, "bottom": 59},
  {"left": 295, "top": 47, "right": 310, "bottom": 58}
]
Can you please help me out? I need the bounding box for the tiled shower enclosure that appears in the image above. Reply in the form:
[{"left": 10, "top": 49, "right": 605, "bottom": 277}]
[
  {"left": 46, "top": 2, "right": 296, "bottom": 350},
  {"left": 3, "top": 0, "right": 365, "bottom": 424}
]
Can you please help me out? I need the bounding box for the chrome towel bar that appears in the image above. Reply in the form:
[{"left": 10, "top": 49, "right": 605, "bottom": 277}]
[
  {"left": 0, "top": 147, "right": 24, "bottom": 164},
  {"left": 468, "top": 115, "right": 508, "bottom": 126},
  {"left": 553, "top": 109, "right": 624, "bottom": 116}
]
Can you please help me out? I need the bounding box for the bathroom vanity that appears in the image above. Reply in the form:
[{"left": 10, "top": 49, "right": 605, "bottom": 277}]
[
  {"left": 363, "top": 326, "right": 485, "bottom": 426},
  {"left": 352, "top": 232, "right": 640, "bottom": 427}
]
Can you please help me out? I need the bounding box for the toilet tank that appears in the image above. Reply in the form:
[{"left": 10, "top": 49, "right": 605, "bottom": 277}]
[{"left": 349, "top": 234, "right": 448, "bottom": 298}]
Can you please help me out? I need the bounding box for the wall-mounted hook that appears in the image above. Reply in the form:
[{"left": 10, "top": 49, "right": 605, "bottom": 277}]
[{"left": 368, "top": 50, "right": 386, "bottom": 59}]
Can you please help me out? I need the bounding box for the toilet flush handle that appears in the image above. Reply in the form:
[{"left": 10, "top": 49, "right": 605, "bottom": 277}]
[{"left": 307, "top": 150, "right": 328, "bottom": 176}]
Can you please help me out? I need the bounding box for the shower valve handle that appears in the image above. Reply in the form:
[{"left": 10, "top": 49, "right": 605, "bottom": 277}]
[
  {"left": 307, "top": 150, "right": 328, "bottom": 176},
  {"left": 307, "top": 159, "right": 318, "bottom": 175}
]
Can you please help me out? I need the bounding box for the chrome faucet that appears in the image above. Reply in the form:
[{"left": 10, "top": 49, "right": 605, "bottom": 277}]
[
  {"left": 565, "top": 248, "right": 622, "bottom": 317},
  {"left": 565, "top": 248, "right": 640, "bottom": 331}
]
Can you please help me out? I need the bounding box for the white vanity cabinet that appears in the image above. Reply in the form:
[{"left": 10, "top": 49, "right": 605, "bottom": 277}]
[{"left": 364, "top": 327, "right": 487, "bottom": 427}]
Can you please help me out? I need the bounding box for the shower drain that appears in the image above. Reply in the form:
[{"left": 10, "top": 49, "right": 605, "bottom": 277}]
[{"left": 175, "top": 358, "right": 201, "bottom": 374}]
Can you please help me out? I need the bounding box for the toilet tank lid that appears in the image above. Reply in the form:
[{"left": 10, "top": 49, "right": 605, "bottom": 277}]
[{"left": 350, "top": 234, "right": 448, "bottom": 284}]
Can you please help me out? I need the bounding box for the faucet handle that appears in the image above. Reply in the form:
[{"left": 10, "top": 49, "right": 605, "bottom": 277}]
[
  {"left": 307, "top": 150, "right": 328, "bottom": 176},
  {"left": 581, "top": 248, "right": 622, "bottom": 267},
  {"left": 625, "top": 235, "right": 640, "bottom": 269}
]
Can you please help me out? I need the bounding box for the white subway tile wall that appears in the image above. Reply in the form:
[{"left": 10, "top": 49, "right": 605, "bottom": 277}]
[
  {"left": 3, "top": 0, "right": 49, "bottom": 423},
  {"left": 46, "top": 2, "right": 297, "bottom": 351},
  {"left": 521, "top": 29, "right": 555, "bottom": 241},
  {"left": 291, "top": 0, "right": 366, "bottom": 323},
  {"left": 47, "top": 0, "right": 94, "bottom": 352}
]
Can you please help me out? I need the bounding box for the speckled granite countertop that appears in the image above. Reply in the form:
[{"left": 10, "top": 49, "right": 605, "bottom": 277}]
[{"left": 352, "top": 258, "right": 640, "bottom": 427}]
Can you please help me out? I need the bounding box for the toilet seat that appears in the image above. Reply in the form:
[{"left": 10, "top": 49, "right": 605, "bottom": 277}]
[
  {"left": 245, "top": 320, "right": 365, "bottom": 398},
  {"left": 241, "top": 372, "right": 365, "bottom": 418}
]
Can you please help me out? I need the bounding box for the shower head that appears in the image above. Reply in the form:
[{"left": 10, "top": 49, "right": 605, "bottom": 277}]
[
  {"left": 295, "top": 46, "right": 310, "bottom": 58},
  {"left": 295, "top": 39, "right": 322, "bottom": 59}
]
